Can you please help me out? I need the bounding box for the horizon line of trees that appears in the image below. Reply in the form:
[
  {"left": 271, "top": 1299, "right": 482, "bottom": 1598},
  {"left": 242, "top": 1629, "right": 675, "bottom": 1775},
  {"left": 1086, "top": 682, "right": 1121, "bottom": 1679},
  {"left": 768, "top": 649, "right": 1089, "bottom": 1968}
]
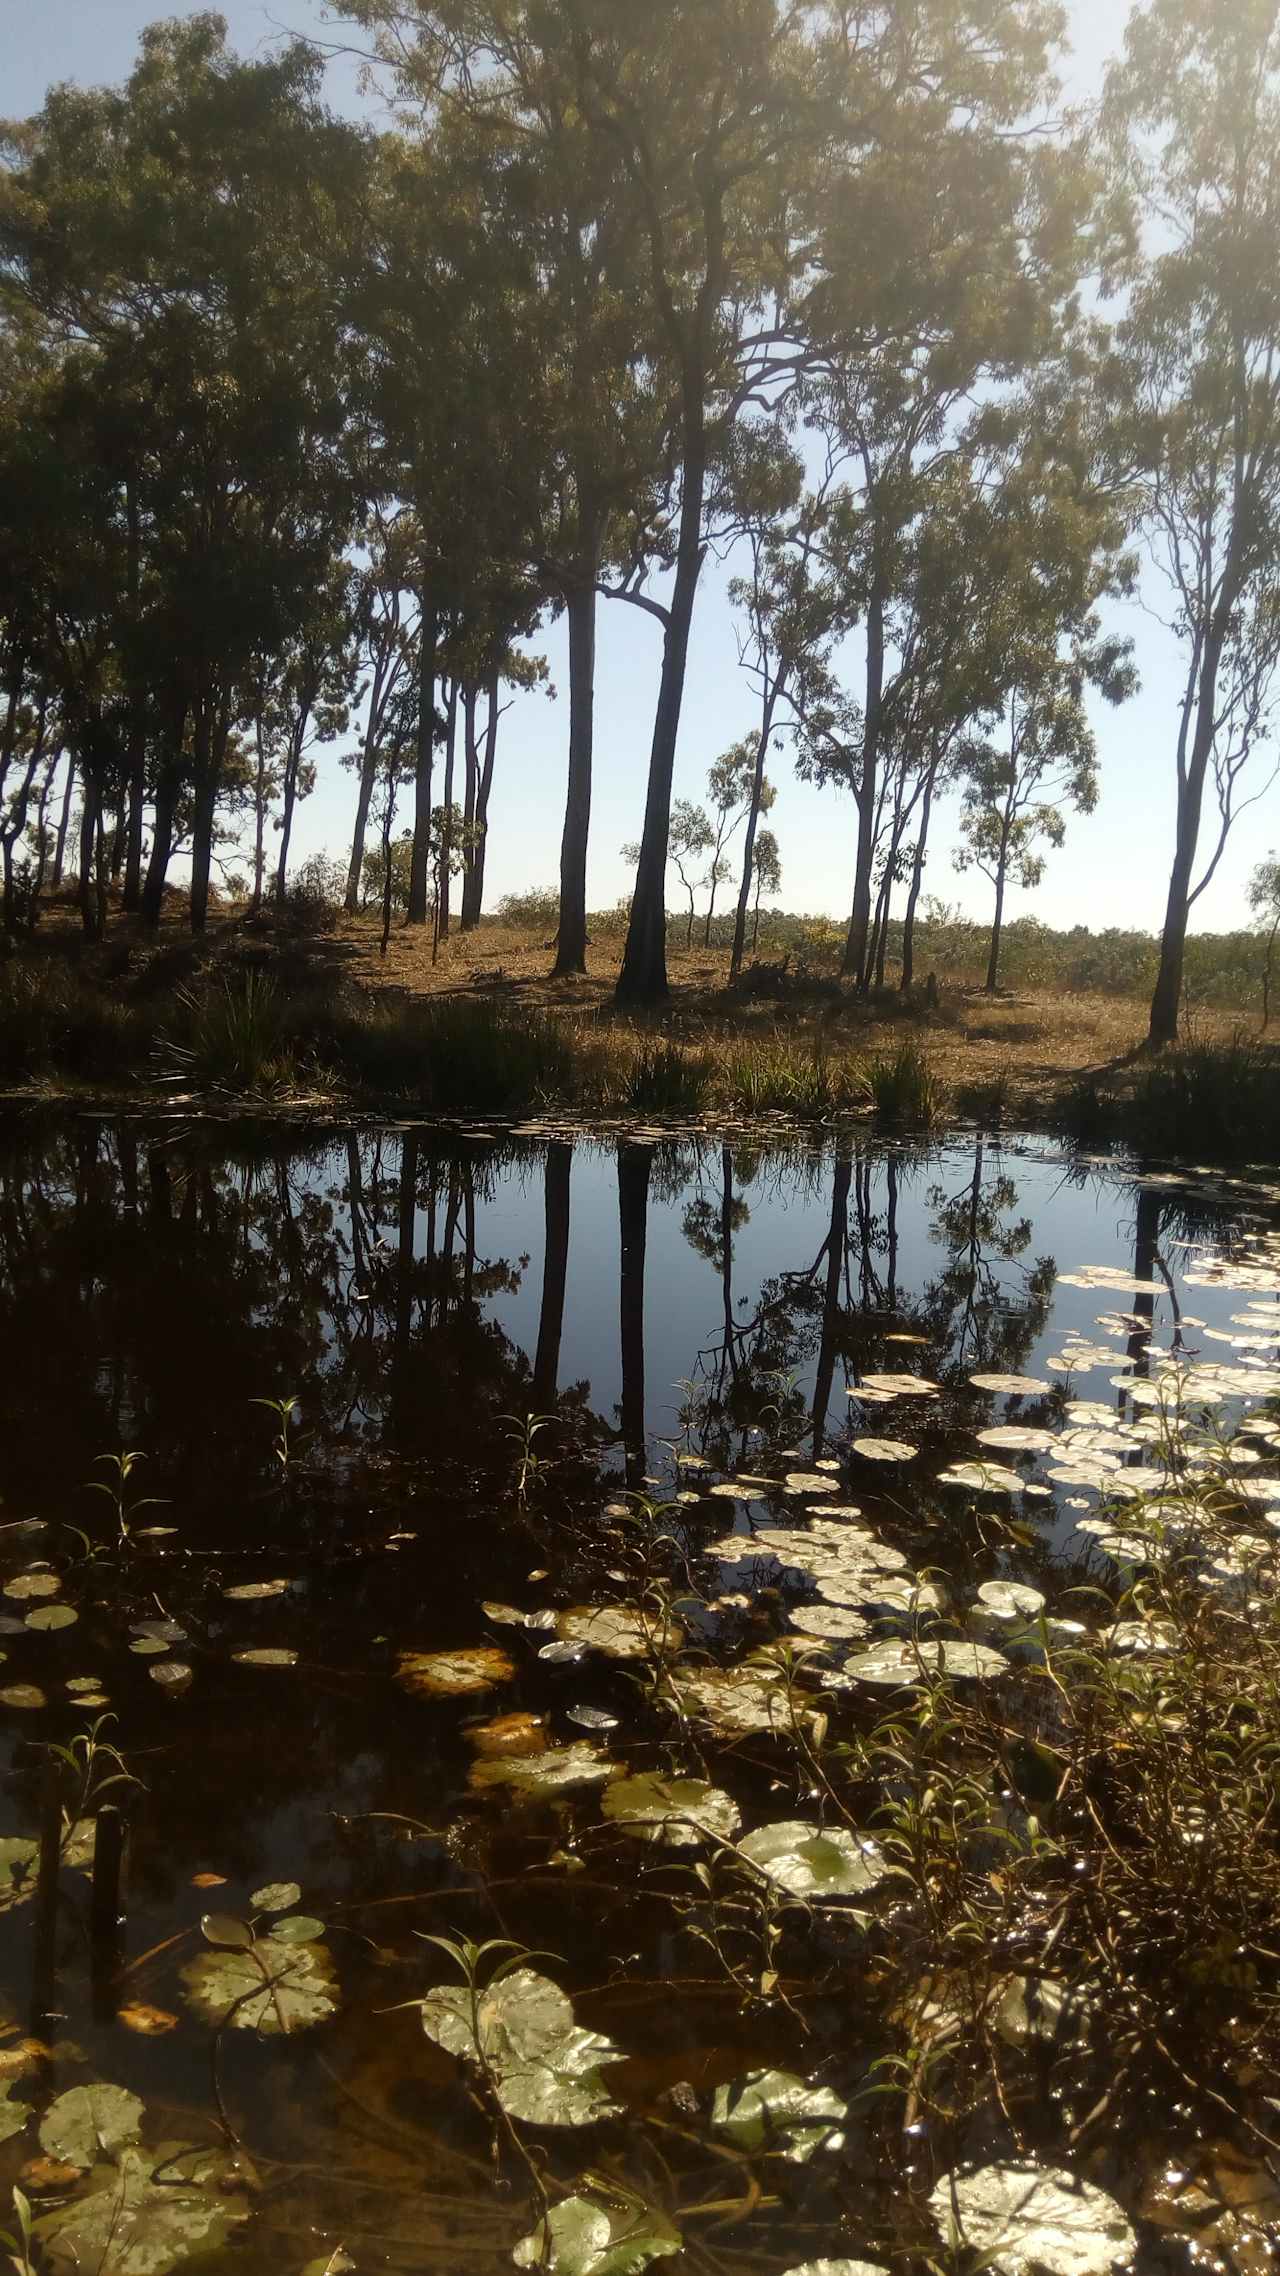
[{"left": 3, "top": 0, "right": 1280, "bottom": 1039}]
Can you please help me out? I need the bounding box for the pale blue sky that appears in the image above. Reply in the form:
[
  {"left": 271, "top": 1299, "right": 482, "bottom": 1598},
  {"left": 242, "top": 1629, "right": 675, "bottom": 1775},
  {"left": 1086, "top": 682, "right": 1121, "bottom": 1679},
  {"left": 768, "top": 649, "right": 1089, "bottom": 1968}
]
[{"left": 3, "top": 0, "right": 1270, "bottom": 937}]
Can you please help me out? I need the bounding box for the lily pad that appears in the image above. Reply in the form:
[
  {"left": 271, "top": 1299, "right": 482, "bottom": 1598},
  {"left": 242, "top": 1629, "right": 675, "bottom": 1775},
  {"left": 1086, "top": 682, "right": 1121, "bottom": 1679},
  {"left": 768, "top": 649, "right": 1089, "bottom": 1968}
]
[
  {"left": 251, "top": 1882, "right": 302, "bottom": 1913},
  {"left": 181, "top": 1930, "right": 339, "bottom": 2034},
  {"left": 968, "top": 1373, "right": 1051, "bottom": 1396},
  {"left": 739, "top": 1821, "right": 887, "bottom": 1900},
  {"left": 0, "top": 2077, "right": 30, "bottom": 2144},
  {"left": 470, "top": 1744, "right": 617, "bottom": 1797},
  {"left": 937, "top": 1462, "right": 1027, "bottom": 1494},
  {"left": 232, "top": 1647, "right": 299, "bottom": 1667},
  {"left": 976, "top": 1427, "right": 1057, "bottom": 1454},
  {"left": 780, "top": 2264, "right": 888, "bottom": 2276},
  {"left": 790, "top": 1604, "right": 870, "bottom": 1641},
  {"left": 783, "top": 1473, "right": 840, "bottom": 1495},
  {"left": 844, "top": 1638, "right": 1008, "bottom": 1687},
  {"left": 513, "top": 2193, "right": 682, "bottom": 2273},
  {"left": 420, "top": 1966, "right": 622, "bottom": 2127},
  {"left": 602, "top": 1773, "right": 740, "bottom": 1848},
  {"left": 674, "top": 1665, "right": 800, "bottom": 1736},
  {"left": 222, "top": 1580, "right": 290, "bottom": 1600},
  {"left": 3, "top": 1574, "right": 60, "bottom": 1601},
  {"left": 396, "top": 1646, "right": 515, "bottom": 1697},
  {"left": 0, "top": 1685, "right": 46, "bottom": 1710},
  {"left": 929, "top": 2162, "right": 1135, "bottom": 2276},
  {"left": 556, "top": 1607, "right": 683, "bottom": 1661},
  {"left": 35, "top": 2143, "right": 250, "bottom": 2274},
  {"left": 850, "top": 1437, "right": 916, "bottom": 1463},
  {"left": 712, "top": 2068, "right": 848, "bottom": 2163},
  {"left": 39, "top": 2084, "right": 144, "bottom": 2169},
  {"left": 25, "top": 1604, "right": 78, "bottom": 1632},
  {"left": 272, "top": 1915, "right": 326, "bottom": 1944}
]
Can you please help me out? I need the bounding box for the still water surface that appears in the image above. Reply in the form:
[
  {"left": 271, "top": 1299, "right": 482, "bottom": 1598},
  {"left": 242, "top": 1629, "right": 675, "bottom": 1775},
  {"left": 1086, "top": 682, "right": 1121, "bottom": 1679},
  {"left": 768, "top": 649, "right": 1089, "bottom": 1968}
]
[{"left": 0, "top": 1121, "right": 1275, "bottom": 2273}]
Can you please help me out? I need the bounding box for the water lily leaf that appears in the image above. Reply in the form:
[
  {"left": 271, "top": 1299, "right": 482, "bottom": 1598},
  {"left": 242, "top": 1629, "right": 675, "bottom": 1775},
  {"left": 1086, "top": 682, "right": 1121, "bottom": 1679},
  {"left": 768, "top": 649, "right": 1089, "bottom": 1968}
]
[
  {"left": 976, "top": 1427, "right": 1057, "bottom": 1454},
  {"left": 470, "top": 1744, "right": 617, "bottom": 1797},
  {"left": 149, "top": 1662, "right": 193, "bottom": 1693},
  {"left": 712, "top": 2069, "right": 848, "bottom": 2163},
  {"left": 783, "top": 1472, "right": 839, "bottom": 1495},
  {"left": 272, "top": 1915, "right": 326, "bottom": 1944},
  {"left": 130, "top": 1640, "right": 170, "bottom": 1657},
  {"left": 843, "top": 1639, "right": 1008, "bottom": 1687},
  {"left": 972, "top": 1581, "right": 1046, "bottom": 1625},
  {"left": 232, "top": 1647, "right": 299, "bottom": 1667},
  {"left": 38, "top": 2084, "right": 144, "bottom": 2169},
  {"left": 968, "top": 1374, "right": 1051, "bottom": 1396},
  {"left": 253, "top": 1882, "right": 302, "bottom": 1915},
  {"left": 396, "top": 1646, "right": 515, "bottom": 1697},
  {"left": 420, "top": 1966, "right": 622, "bottom": 2127},
  {"left": 674, "top": 1666, "right": 799, "bottom": 1737},
  {"left": 3, "top": 1574, "right": 60, "bottom": 1601},
  {"left": 539, "top": 1639, "right": 589, "bottom": 1664},
  {"left": 201, "top": 1913, "right": 253, "bottom": 1948},
  {"left": 737, "top": 1821, "right": 888, "bottom": 1901},
  {"left": 25, "top": 1604, "right": 78, "bottom": 1632},
  {"left": 468, "top": 1712, "right": 547, "bottom": 1758},
  {"left": 858, "top": 1373, "right": 938, "bottom": 1396},
  {"left": 0, "top": 1685, "right": 46, "bottom": 1710},
  {"left": 556, "top": 1607, "right": 683, "bottom": 1661},
  {"left": 780, "top": 2262, "right": 888, "bottom": 2275},
  {"left": 34, "top": 2142, "right": 250, "bottom": 2273},
  {"left": 0, "top": 2076, "right": 30, "bottom": 2144},
  {"left": 602, "top": 1773, "right": 740, "bottom": 1848},
  {"left": 938, "top": 1462, "right": 1027, "bottom": 1495},
  {"left": 850, "top": 1438, "right": 916, "bottom": 1463},
  {"left": 790, "top": 1604, "right": 870, "bottom": 1641},
  {"left": 929, "top": 2163, "right": 1135, "bottom": 2276},
  {"left": 132, "top": 1620, "right": 186, "bottom": 1644},
  {"left": 513, "top": 2192, "right": 682, "bottom": 2273},
  {"left": 182, "top": 1931, "right": 339, "bottom": 2034},
  {"left": 118, "top": 2004, "right": 179, "bottom": 2037},
  {"left": 567, "top": 1704, "right": 619, "bottom": 1732},
  {"left": 223, "top": 1580, "right": 290, "bottom": 1600}
]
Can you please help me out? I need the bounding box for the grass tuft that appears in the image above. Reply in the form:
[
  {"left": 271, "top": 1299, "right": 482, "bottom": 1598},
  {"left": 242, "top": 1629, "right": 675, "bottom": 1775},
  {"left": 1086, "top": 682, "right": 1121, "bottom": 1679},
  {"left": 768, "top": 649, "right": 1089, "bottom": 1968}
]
[{"left": 864, "top": 1038, "right": 949, "bottom": 1129}]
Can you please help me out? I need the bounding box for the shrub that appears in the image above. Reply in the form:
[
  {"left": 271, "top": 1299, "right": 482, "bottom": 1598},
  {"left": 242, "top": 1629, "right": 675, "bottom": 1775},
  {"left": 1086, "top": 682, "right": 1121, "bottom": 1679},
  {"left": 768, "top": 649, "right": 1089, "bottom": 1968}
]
[
  {"left": 496, "top": 887, "right": 561, "bottom": 934},
  {"left": 159, "top": 972, "right": 298, "bottom": 1095},
  {"left": 277, "top": 854, "right": 344, "bottom": 935},
  {"left": 864, "top": 1039, "right": 949, "bottom": 1129},
  {"left": 621, "top": 1040, "right": 710, "bottom": 1115}
]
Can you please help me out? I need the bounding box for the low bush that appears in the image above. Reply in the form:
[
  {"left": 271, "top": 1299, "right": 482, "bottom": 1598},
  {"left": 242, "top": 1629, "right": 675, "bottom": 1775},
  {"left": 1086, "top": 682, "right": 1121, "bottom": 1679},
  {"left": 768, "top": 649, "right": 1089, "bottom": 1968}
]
[{"left": 864, "top": 1038, "right": 949, "bottom": 1129}]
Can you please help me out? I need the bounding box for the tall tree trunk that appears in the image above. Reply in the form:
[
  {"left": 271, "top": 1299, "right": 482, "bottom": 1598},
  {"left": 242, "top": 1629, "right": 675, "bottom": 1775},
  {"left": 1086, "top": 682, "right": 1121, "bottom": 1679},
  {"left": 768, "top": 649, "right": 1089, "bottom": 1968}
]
[
  {"left": 618, "top": 1140, "right": 651, "bottom": 1488},
  {"left": 438, "top": 678, "right": 457, "bottom": 940},
  {"left": 142, "top": 759, "right": 179, "bottom": 926},
  {"left": 52, "top": 751, "right": 76, "bottom": 890},
  {"left": 554, "top": 565, "right": 600, "bottom": 976},
  {"left": 900, "top": 754, "right": 940, "bottom": 992},
  {"left": 841, "top": 574, "right": 886, "bottom": 987},
  {"left": 122, "top": 477, "right": 145, "bottom": 912},
  {"left": 729, "top": 667, "right": 786, "bottom": 984},
  {"left": 78, "top": 774, "right": 100, "bottom": 939},
  {"left": 274, "top": 724, "right": 306, "bottom": 903},
  {"left": 986, "top": 841, "right": 1009, "bottom": 994},
  {"left": 460, "top": 682, "right": 479, "bottom": 930},
  {"left": 251, "top": 710, "right": 268, "bottom": 916},
  {"left": 345, "top": 731, "right": 379, "bottom": 914},
  {"left": 533, "top": 1141, "right": 572, "bottom": 1411},
  {"left": 1149, "top": 618, "right": 1230, "bottom": 1048},
  {"left": 189, "top": 703, "right": 218, "bottom": 936},
  {"left": 466, "top": 663, "right": 499, "bottom": 930},
  {"left": 616, "top": 412, "right": 708, "bottom": 1006},
  {"left": 407, "top": 590, "right": 438, "bottom": 926},
  {"left": 122, "top": 743, "right": 145, "bottom": 912}
]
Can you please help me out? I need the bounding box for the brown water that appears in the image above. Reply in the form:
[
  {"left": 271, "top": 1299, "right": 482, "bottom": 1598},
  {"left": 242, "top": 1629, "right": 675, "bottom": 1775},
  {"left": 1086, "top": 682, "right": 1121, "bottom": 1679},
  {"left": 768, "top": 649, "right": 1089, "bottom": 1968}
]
[{"left": 0, "top": 1120, "right": 1276, "bottom": 2275}]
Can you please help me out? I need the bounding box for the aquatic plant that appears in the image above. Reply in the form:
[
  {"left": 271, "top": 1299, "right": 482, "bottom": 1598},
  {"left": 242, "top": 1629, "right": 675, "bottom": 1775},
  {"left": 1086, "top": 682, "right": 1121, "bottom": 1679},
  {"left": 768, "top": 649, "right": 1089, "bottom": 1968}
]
[{"left": 864, "top": 1038, "right": 949, "bottom": 1128}]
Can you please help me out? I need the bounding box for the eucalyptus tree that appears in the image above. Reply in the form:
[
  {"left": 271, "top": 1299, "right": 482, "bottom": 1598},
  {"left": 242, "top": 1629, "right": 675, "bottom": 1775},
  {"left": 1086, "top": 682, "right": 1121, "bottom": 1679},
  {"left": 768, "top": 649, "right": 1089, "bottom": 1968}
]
[
  {"left": 1103, "top": 0, "right": 1280, "bottom": 1047},
  {"left": 343, "top": 509, "right": 420, "bottom": 913},
  {"left": 1, "top": 14, "right": 370, "bottom": 931}
]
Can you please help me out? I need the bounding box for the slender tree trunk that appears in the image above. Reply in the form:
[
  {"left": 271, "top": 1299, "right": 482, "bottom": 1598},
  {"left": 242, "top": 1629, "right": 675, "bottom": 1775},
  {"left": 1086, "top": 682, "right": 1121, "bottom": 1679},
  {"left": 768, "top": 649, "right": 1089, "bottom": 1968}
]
[
  {"left": 729, "top": 667, "right": 786, "bottom": 984},
  {"left": 752, "top": 889, "right": 762, "bottom": 950},
  {"left": 142, "top": 759, "right": 178, "bottom": 926},
  {"left": 986, "top": 846, "right": 1009, "bottom": 994},
  {"left": 78, "top": 774, "right": 100, "bottom": 939},
  {"left": 275, "top": 726, "right": 305, "bottom": 903},
  {"left": 407, "top": 590, "right": 438, "bottom": 926},
  {"left": 251, "top": 712, "right": 268, "bottom": 916},
  {"left": 617, "top": 414, "right": 708, "bottom": 1006},
  {"left": 52, "top": 751, "right": 75, "bottom": 889},
  {"left": 554, "top": 565, "right": 600, "bottom": 976},
  {"left": 900, "top": 756, "right": 939, "bottom": 992},
  {"left": 189, "top": 704, "right": 218, "bottom": 936},
  {"left": 533, "top": 1141, "right": 572, "bottom": 1411},
  {"left": 469, "top": 664, "right": 499, "bottom": 928},
  {"left": 121, "top": 478, "right": 146, "bottom": 912},
  {"left": 1150, "top": 618, "right": 1231, "bottom": 1048},
  {"left": 618, "top": 1140, "right": 651, "bottom": 1488},
  {"left": 461, "top": 682, "right": 479, "bottom": 930},
  {"left": 841, "top": 575, "right": 886, "bottom": 987},
  {"left": 438, "top": 678, "right": 457, "bottom": 940}
]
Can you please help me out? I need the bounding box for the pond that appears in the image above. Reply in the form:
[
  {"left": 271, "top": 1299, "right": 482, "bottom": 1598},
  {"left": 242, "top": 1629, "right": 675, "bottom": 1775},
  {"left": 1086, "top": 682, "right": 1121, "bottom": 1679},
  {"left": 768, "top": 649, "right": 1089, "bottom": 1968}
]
[{"left": 0, "top": 1119, "right": 1276, "bottom": 2275}]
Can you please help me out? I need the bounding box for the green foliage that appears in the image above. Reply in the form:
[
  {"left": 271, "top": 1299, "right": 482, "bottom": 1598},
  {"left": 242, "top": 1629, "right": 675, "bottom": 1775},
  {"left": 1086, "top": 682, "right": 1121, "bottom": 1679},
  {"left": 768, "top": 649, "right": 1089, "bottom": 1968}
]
[
  {"left": 621, "top": 1042, "right": 710, "bottom": 1116},
  {"left": 159, "top": 973, "right": 298, "bottom": 1096},
  {"left": 864, "top": 1040, "right": 949, "bottom": 1130}
]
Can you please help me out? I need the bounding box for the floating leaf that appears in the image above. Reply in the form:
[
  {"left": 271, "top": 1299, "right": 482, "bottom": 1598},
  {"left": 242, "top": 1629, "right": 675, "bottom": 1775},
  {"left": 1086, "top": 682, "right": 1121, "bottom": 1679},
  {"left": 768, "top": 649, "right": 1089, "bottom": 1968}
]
[
  {"left": 556, "top": 1607, "right": 683, "bottom": 1661},
  {"left": 201, "top": 1914, "right": 253, "bottom": 1949},
  {"left": 737, "top": 1821, "right": 888, "bottom": 1901},
  {"left": 118, "top": 2004, "right": 179, "bottom": 2037},
  {"left": 971, "top": 1581, "right": 1046, "bottom": 1625},
  {"left": 25, "top": 1605, "right": 78, "bottom": 1632},
  {"left": 858, "top": 1373, "right": 938, "bottom": 1397},
  {"left": 233, "top": 1648, "right": 298, "bottom": 1667},
  {"left": 251, "top": 1882, "right": 301, "bottom": 1914},
  {"left": 470, "top": 1744, "right": 617, "bottom": 1797},
  {"left": 783, "top": 1472, "right": 839, "bottom": 1495},
  {"left": 420, "top": 1966, "right": 621, "bottom": 2127},
  {"left": 272, "top": 1915, "right": 326, "bottom": 1944},
  {"left": 513, "top": 2193, "right": 682, "bottom": 2274},
  {"left": 38, "top": 2084, "right": 143, "bottom": 2170},
  {"left": 968, "top": 1374, "right": 1052, "bottom": 1396},
  {"left": 35, "top": 2143, "right": 250, "bottom": 2273},
  {"left": 3, "top": 1574, "right": 60, "bottom": 1601},
  {"left": 790, "top": 1604, "right": 870, "bottom": 1642},
  {"left": 928, "top": 2163, "right": 1135, "bottom": 2276},
  {"left": 539, "top": 1639, "right": 588, "bottom": 1664},
  {"left": 0, "top": 1685, "right": 46, "bottom": 1711},
  {"left": 182, "top": 1931, "right": 339, "bottom": 2034},
  {"left": 149, "top": 1662, "right": 193, "bottom": 1693},
  {"left": 844, "top": 1639, "right": 1008, "bottom": 1687},
  {"left": 567, "top": 1704, "right": 619, "bottom": 1733},
  {"left": 467, "top": 1711, "right": 547, "bottom": 1758},
  {"left": 222, "top": 1580, "right": 290, "bottom": 1600},
  {"left": 602, "top": 1773, "right": 740, "bottom": 1848},
  {"left": 976, "top": 1427, "right": 1057, "bottom": 1454},
  {"left": 129, "top": 1640, "right": 170, "bottom": 1657},
  {"left": 0, "top": 2077, "right": 30, "bottom": 2145},
  {"left": 780, "top": 2262, "right": 888, "bottom": 2276},
  {"left": 132, "top": 1620, "right": 186, "bottom": 1644},
  {"left": 712, "top": 2069, "right": 848, "bottom": 2163},
  {"left": 937, "top": 1462, "right": 1026, "bottom": 1495},
  {"left": 396, "top": 1646, "right": 515, "bottom": 1697},
  {"left": 850, "top": 1438, "right": 916, "bottom": 1463}
]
